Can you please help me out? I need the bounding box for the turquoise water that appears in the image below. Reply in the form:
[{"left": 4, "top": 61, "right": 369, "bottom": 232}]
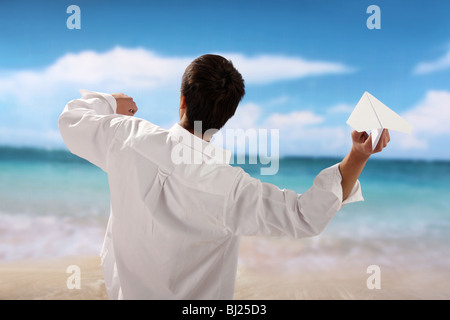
[{"left": 0, "top": 146, "right": 449, "bottom": 272}]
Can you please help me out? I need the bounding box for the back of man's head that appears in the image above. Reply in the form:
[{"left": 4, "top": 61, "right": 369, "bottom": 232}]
[{"left": 181, "top": 54, "right": 245, "bottom": 134}]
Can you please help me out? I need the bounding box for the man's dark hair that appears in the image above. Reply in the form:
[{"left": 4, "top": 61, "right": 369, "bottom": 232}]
[{"left": 181, "top": 54, "right": 245, "bottom": 134}]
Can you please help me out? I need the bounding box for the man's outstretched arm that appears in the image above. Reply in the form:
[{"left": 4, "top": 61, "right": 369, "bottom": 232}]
[
  {"left": 339, "top": 129, "right": 390, "bottom": 201},
  {"left": 58, "top": 90, "right": 137, "bottom": 172}
]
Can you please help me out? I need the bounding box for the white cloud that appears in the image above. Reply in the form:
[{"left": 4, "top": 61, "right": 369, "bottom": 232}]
[
  {"left": 413, "top": 49, "right": 450, "bottom": 74},
  {"left": 265, "top": 95, "right": 290, "bottom": 107},
  {"left": 225, "top": 103, "right": 262, "bottom": 129},
  {"left": 226, "top": 103, "right": 325, "bottom": 130},
  {"left": 327, "top": 103, "right": 354, "bottom": 114},
  {"left": 0, "top": 47, "right": 354, "bottom": 100},
  {"left": 0, "top": 126, "right": 62, "bottom": 147},
  {"left": 265, "top": 110, "right": 324, "bottom": 128},
  {"left": 0, "top": 47, "right": 355, "bottom": 148},
  {"left": 219, "top": 90, "right": 450, "bottom": 158},
  {"left": 0, "top": 47, "right": 191, "bottom": 99},
  {"left": 224, "top": 54, "right": 354, "bottom": 84},
  {"left": 403, "top": 90, "right": 450, "bottom": 134},
  {"left": 398, "top": 90, "right": 450, "bottom": 149},
  {"left": 221, "top": 102, "right": 349, "bottom": 156},
  {"left": 394, "top": 133, "right": 428, "bottom": 150}
]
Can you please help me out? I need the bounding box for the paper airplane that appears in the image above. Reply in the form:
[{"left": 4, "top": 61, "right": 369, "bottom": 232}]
[{"left": 346, "top": 91, "right": 413, "bottom": 149}]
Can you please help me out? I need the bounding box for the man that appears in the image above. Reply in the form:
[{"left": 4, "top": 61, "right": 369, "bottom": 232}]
[{"left": 58, "top": 54, "right": 389, "bottom": 299}]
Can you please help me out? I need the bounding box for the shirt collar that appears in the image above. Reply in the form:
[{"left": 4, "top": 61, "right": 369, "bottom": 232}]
[{"left": 169, "top": 123, "right": 231, "bottom": 165}]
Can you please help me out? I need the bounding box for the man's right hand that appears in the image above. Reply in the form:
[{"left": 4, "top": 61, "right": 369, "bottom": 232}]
[
  {"left": 351, "top": 129, "right": 390, "bottom": 157},
  {"left": 338, "top": 129, "right": 390, "bottom": 201},
  {"left": 112, "top": 93, "right": 138, "bottom": 116}
]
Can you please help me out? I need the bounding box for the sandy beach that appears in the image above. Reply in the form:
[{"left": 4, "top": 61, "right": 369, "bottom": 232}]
[
  {"left": 0, "top": 255, "right": 107, "bottom": 300},
  {"left": 1, "top": 236, "right": 449, "bottom": 300}
]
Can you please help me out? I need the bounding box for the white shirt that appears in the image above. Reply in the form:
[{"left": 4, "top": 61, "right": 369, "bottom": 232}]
[{"left": 58, "top": 90, "right": 363, "bottom": 300}]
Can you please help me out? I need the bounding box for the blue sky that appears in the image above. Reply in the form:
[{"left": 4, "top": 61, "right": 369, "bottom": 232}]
[{"left": 0, "top": 0, "right": 449, "bottom": 159}]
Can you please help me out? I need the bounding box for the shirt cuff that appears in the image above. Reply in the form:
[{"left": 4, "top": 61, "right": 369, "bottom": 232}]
[
  {"left": 314, "top": 163, "right": 364, "bottom": 208},
  {"left": 80, "top": 89, "right": 117, "bottom": 114}
]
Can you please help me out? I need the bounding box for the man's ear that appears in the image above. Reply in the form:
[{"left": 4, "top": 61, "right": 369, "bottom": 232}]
[
  {"left": 179, "top": 95, "right": 188, "bottom": 122},
  {"left": 179, "top": 95, "right": 187, "bottom": 109}
]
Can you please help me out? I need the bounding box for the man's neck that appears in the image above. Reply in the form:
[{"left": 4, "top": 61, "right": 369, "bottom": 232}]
[{"left": 179, "top": 122, "right": 211, "bottom": 142}]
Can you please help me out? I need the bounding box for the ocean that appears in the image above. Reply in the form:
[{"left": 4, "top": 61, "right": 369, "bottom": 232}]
[{"left": 1, "top": 146, "right": 449, "bottom": 284}]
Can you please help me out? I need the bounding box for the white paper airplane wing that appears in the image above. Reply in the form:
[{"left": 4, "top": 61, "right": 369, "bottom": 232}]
[
  {"left": 366, "top": 92, "right": 413, "bottom": 134},
  {"left": 346, "top": 91, "right": 413, "bottom": 133},
  {"left": 370, "top": 128, "right": 383, "bottom": 150},
  {"left": 346, "top": 91, "right": 413, "bottom": 149},
  {"left": 346, "top": 92, "right": 382, "bottom": 132}
]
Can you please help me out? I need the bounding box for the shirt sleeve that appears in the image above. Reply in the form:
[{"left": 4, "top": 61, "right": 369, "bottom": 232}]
[
  {"left": 58, "top": 90, "right": 124, "bottom": 172},
  {"left": 224, "top": 163, "right": 364, "bottom": 238}
]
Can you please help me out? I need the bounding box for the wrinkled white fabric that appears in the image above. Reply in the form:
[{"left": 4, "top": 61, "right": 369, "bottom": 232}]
[{"left": 58, "top": 90, "right": 364, "bottom": 300}]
